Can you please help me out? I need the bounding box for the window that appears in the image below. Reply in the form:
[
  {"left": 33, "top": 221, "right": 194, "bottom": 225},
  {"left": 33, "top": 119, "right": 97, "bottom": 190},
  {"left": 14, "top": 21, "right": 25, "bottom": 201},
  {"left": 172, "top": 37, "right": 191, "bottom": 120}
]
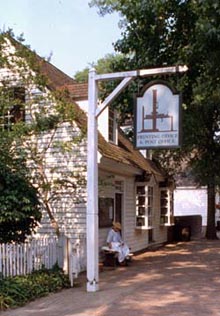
[
  {"left": 114, "top": 180, "right": 124, "bottom": 223},
  {"left": 160, "top": 188, "right": 174, "bottom": 225},
  {"left": 108, "top": 106, "right": 116, "bottom": 142},
  {"left": 0, "top": 87, "right": 25, "bottom": 131},
  {"left": 98, "top": 197, "right": 114, "bottom": 228},
  {"left": 99, "top": 180, "right": 124, "bottom": 228},
  {"left": 136, "top": 184, "right": 153, "bottom": 229}
]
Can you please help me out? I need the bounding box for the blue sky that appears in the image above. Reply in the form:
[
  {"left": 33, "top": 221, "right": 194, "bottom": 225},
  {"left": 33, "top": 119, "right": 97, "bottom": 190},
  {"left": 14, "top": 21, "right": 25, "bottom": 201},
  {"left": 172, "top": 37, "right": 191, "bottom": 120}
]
[{"left": 0, "top": 0, "right": 121, "bottom": 77}]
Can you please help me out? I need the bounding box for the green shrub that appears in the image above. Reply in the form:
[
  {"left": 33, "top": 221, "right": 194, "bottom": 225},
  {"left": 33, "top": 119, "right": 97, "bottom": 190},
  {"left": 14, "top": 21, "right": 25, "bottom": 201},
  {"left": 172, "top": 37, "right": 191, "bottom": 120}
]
[
  {"left": 0, "top": 264, "right": 70, "bottom": 311},
  {"left": 0, "top": 162, "right": 41, "bottom": 243}
]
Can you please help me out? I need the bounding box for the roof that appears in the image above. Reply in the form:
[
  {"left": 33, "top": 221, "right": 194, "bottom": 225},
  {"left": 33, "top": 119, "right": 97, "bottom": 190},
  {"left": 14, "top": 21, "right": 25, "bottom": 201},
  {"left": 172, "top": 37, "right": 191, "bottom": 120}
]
[
  {"left": 36, "top": 62, "right": 88, "bottom": 100},
  {"left": 5, "top": 35, "right": 165, "bottom": 179},
  {"left": 61, "top": 83, "right": 88, "bottom": 100},
  {"left": 36, "top": 57, "right": 76, "bottom": 90}
]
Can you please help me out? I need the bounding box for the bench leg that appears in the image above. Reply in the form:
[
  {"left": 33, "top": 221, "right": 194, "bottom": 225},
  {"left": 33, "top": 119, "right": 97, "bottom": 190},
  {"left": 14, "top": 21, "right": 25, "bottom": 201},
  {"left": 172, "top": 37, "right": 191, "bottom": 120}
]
[{"left": 103, "top": 252, "right": 118, "bottom": 267}]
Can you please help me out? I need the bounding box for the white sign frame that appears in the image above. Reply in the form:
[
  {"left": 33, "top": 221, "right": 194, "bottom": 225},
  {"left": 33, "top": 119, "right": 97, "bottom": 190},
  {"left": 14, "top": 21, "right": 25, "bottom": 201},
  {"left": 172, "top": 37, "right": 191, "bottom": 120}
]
[{"left": 135, "top": 81, "right": 182, "bottom": 149}]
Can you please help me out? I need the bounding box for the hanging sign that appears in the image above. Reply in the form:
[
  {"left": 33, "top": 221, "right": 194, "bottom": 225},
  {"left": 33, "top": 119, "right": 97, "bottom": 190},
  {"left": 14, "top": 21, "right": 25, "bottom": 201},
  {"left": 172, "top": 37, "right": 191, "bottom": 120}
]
[{"left": 134, "top": 81, "right": 182, "bottom": 149}]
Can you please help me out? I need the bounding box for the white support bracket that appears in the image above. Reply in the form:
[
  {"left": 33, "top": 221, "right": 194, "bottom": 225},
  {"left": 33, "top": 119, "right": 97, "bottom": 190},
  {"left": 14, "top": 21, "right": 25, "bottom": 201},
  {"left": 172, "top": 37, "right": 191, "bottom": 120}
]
[{"left": 96, "top": 77, "right": 133, "bottom": 118}]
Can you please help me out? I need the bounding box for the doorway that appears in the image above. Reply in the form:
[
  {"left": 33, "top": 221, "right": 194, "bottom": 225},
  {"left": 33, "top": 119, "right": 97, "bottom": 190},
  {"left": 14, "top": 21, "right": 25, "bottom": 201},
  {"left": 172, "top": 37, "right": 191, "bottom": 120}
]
[{"left": 115, "top": 193, "right": 122, "bottom": 224}]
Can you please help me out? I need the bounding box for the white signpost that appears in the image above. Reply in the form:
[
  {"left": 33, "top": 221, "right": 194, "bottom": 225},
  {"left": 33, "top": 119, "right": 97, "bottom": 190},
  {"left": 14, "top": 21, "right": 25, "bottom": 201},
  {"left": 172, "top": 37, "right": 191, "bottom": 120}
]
[{"left": 87, "top": 65, "right": 188, "bottom": 292}]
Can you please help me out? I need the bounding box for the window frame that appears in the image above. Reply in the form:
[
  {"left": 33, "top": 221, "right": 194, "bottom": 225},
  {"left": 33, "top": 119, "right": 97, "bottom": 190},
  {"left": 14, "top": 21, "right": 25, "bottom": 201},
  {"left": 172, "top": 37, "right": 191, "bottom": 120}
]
[
  {"left": 98, "top": 197, "right": 114, "bottom": 228},
  {"left": 135, "top": 183, "right": 154, "bottom": 230},
  {"left": 160, "top": 188, "right": 174, "bottom": 226},
  {"left": 108, "top": 106, "right": 117, "bottom": 143},
  {"left": 0, "top": 86, "right": 25, "bottom": 131}
]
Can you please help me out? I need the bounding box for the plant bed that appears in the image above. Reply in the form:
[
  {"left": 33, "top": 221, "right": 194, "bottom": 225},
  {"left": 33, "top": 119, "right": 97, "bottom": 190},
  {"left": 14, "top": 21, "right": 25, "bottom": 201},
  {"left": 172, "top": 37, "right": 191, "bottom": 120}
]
[{"left": 0, "top": 263, "right": 70, "bottom": 311}]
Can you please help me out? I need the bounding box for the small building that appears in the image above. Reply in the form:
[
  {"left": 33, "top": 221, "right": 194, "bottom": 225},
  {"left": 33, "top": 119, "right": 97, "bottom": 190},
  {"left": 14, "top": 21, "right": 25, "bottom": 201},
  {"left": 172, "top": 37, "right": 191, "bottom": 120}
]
[
  {"left": 174, "top": 168, "right": 220, "bottom": 237},
  {"left": 0, "top": 34, "right": 174, "bottom": 272}
]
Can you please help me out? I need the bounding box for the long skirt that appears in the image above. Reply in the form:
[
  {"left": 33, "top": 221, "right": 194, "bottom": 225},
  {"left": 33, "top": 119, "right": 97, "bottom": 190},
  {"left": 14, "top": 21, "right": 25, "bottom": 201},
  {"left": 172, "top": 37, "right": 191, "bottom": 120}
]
[{"left": 111, "top": 242, "right": 130, "bottom": 262}]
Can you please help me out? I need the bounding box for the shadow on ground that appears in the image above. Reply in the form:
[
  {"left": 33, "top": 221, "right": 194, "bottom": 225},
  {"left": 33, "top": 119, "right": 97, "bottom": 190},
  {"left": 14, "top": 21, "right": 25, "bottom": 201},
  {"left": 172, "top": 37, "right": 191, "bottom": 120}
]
[{"left": 2, "top": 239, "right": 220, "bottom": 316}]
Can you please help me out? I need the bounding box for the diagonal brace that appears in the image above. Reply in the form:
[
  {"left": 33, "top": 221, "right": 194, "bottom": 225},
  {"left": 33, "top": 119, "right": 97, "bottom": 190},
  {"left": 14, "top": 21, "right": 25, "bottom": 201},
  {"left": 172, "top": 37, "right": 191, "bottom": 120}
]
[{"left": 96, "top": 77, "right": 133, "bottom": 118}]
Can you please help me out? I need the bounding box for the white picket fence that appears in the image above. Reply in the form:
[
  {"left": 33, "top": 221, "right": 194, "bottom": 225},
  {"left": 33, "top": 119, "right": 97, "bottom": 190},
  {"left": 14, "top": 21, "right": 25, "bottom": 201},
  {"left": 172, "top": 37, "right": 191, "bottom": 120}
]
[
  {"left": 0, "top": 236, "right": 61, "bottom": 278},
  {"left": 67, "top": 235, "right": 86, "bottom": 286},
  {"left": 0, "top": 235, "right": 86, "bottom": 285}
]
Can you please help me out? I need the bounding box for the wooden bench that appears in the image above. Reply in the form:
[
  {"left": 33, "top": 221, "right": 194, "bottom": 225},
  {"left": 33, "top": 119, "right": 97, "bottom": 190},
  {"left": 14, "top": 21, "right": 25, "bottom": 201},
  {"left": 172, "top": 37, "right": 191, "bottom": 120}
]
[{"left": 101, "top": 246, "right": 133, "bottom": 267}]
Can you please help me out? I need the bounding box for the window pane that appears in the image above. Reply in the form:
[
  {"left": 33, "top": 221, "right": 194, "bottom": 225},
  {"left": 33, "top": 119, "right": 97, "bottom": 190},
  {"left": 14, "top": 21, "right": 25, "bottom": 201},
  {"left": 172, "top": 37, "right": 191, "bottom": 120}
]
[
  {"left": 138, "top": 207, "right": 145, "bottom": 215},
  {"left": 138, "top": 196, "right": 145, "bottom": 205},
  {"left": 136, "top": 217, "right": 145, "bottom": 227},
  {"left": 148, "top": 196, "right": 153, "bottom": 206},
  {"left": 161, "top": 207, "right": 168, "bottom": 215},
  {"left": 149, "top": 186, "right": 153, "bottom": 195},
  {"left": 136, "top": 186, "right": 145, "bottom": 194},
  {"left": 0, "top": 87, "right": 25, "bottom": 130},
  {"left": 109, "top": 106, "right": 115, "bottom": 142}
]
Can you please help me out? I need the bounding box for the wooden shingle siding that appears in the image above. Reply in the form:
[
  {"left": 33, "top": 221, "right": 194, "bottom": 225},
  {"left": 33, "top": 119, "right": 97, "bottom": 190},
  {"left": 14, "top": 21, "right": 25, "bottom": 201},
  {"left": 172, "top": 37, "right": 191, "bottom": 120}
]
[
  {"left": 123, "top": 178, "right": 136, "bottom": 247},
  {"left": 36, "top": 121, "right": 87, "bottom": 237}
]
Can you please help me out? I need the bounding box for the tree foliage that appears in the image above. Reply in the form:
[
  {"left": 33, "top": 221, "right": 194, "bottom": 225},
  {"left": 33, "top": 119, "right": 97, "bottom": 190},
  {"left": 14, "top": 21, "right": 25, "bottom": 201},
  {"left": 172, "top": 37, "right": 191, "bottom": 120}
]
[
  {"left": 74, "top": 53, "right": 127, "bottom": 82},
  {"left": 90, "top": 0, "right": 220, "bottom": 238},
  {"left": 0, "top": 162, "right": 41, "bottom": 243}
]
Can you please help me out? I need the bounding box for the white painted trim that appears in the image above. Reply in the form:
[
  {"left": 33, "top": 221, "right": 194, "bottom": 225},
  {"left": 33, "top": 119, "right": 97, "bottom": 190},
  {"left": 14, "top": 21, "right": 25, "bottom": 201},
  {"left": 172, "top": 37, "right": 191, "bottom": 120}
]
[
  {"left": 86, "top": 69, "right": 99, "bottom": 292},
  {"left": 95, "top": 66, "right": 188, "bottom": 82},
  {"left": 95, "top": 70, "right": 137, "bottom": 81},
  {"left": 96, "top": 77, "right": 133, "bottom": 118},
  {"left": 175, "top": 186, "right": 207, "bottom": 190}
]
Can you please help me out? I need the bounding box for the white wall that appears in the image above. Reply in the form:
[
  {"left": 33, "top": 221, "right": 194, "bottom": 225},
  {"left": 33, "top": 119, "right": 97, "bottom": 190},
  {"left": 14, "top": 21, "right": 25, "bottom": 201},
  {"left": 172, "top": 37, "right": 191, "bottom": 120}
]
[
  {"left": 174, "top": 187, "right": 207, "bottom": 225},
  {"left": 77, "top": 99, "right": 109, "bottom": 141},
  {"left": 98, "top": 168, "right": 169, "bottom": 254},
  {"left": 76, "top": 100, "right": 117, "bottom": 144}
]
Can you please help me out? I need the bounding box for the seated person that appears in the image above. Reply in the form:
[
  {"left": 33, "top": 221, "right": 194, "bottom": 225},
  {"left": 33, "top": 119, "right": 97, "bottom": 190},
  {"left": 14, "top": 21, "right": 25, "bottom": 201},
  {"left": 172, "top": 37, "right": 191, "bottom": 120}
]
[{"left": 106, "top": 222, "right": 130, "bottom": 264}]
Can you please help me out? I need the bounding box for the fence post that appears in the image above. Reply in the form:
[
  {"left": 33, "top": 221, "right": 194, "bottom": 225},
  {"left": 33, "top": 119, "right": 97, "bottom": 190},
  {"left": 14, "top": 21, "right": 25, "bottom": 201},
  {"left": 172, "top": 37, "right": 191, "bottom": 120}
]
[{"left": 58, "top": 234, "right": 68, "bottom": 273}]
